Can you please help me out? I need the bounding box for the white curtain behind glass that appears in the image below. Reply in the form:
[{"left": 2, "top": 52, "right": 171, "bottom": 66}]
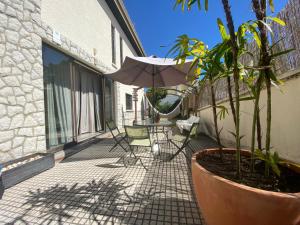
[
  {"left": 44, "top": 62, "right": 73, "bottom": 147},
  {"left": 75, "top": 65, "right": 102, "bottom": 136}
]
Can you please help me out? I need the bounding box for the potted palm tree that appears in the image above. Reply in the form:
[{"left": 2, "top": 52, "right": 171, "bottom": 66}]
[{"left": 170, "top": 1, "right": 300, "bottom": 225}]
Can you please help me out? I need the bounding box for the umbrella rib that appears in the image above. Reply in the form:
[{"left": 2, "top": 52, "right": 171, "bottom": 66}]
[
  {"left": 130, "top": 63, "right": 148, "bottom": 85},
  {"left": 170, "top": 65, "right": 190, "bottom": 78},
  {"left": 159, "top": 66, "right": 167, "bottom": 87}
]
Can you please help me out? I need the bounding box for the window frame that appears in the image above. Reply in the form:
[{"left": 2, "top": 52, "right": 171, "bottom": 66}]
[
  {"left": 120, "top": 37, "right": 123, "bottom": 65},
  {"left": 125, "top": 93, "right": 133, "bottom": 111},
  {"left": 111, "top": 24, "right": 116, "bottom": 65}
]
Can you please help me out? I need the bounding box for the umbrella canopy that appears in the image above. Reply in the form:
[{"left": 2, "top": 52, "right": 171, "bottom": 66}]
[{"left": 105, "top": 56, "right": 194, "bottom": 87}]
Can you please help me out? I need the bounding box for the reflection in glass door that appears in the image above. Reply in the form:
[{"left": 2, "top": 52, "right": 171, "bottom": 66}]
[
  {"left": 43, "top": 44, "right": 108, "bottom": 149},
  {"left": 43, "top": 45, "right": 73, "bottom": 148}
]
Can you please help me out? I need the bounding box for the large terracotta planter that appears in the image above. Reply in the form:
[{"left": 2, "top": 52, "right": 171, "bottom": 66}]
[{"left": 192, "top": 148, "right": 300, "bottom": 225}]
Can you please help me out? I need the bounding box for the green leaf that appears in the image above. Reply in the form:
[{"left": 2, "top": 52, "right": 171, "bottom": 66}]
[
  {"left": 267, "top": 17, "right": 286, "bottom": 26},
  {"left": 188, "top": 57, "right": 200, "bottom": 75},
  {"left": 205, "top": 0, "right": 208, "bottom": 11},
  {"left": 269, "top": 152, "right": 281, "bottom": 177},
  {"left": 268, "top": 70, "right": 278, "bottom": 82},
  {"left": 247, "top": 24, "right": 261, "bottom": 48},
  {"left": 269, "top": 0, "right": 275, "bottom": 12},
  {"left": 224, "top": 50, "right": 233, "bottom": 69},
  {"left": 270, "top": 163, "right": 281, "bottom": 176},
  {"left": 258, "top": 20, "right": 273, "bottom": 34},
  {"left": 273, "top": 152, "right": 280, "bottom": 163},
  {"left": 216, "top": 105, "right": 228, "bottom": 120},
  {"left": 269, "top": 37, "right": 284, "bottom": 50},
  {"left": 239, "top": 96, "right": 255, "bottom": 101},
  {"left": 217, "top": 18, "right": 228, "bottom": 40},
  {"left": 270, "top": 48, "right": 294, "bottom": 59},
  {"left": 255, "top": 149, "right": 266, "bottom": 161},
  {"left": 228, "top": 131, "right": 236, "bottom": 138},
  {"left": 237, "top": 24, "right": 247, "bottom": 48}
]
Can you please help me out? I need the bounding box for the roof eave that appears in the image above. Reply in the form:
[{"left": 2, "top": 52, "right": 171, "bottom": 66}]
[{"left": 105, "top": 0, "right": 146, "bottom": 57}]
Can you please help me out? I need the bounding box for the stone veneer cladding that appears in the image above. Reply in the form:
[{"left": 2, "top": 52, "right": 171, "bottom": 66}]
[
  {"left": 0, "top": 0, "right": 45, "bottom": 162},
  {"left": 0, "top": 0, "right": 119, "bottom": 163}
]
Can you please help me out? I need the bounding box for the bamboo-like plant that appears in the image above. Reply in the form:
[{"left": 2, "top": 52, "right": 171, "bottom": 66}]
[
  {"left": 174, "top": 0, "right": 244, "bottom": 178},
  {"left": 199, "top": 48, "right": 228, "bottom": 150},
  {"left": 249, "top": 0, "right": 292, "bottom": 176},
  {"left": 168, "top": 37, "right": 228, "bottom": 154},
  {"left": 172, "top": 0, "right": 292, "bottom": 179}
]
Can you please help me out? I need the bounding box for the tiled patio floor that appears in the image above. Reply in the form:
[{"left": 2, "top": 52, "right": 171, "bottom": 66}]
[{"left": 0, "top": 134, "right": 218, "bottom": 225}]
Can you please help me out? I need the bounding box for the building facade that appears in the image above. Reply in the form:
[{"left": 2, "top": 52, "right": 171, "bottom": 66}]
[{"left": 0, "top": 0, "right": 145, "bottom": 163}]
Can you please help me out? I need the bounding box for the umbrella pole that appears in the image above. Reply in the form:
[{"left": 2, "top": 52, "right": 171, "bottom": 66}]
[
  {"left": 133, "top": 88, "right": 138, "bottom": 124},
  {"left": 152, "top": 65, "right": 155, "bottom": 123}
]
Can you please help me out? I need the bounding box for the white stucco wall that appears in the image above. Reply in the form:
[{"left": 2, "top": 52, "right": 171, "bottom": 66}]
[
  {"left": 197, "top": 70, "right": 300, "bottom": 163},
  {"left": 41, "top": 0, "right": 144, "bottom": 127}
]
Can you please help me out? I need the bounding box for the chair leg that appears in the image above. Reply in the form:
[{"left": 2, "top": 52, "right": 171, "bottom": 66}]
[
  {"left": 126, "top": 145, "right": 148, "bottom": 170},
  {"left": 119, "top": 141, "right": 129, "bottom": 152},
  {"left": 130, "top": 146, "right": 148, "bottom": 170},
  {"left": 169, "top": 140, "right": 187, "bottom": 161},
  {"left": 109, "top": 142, "right": 118, "bottom": 152},
  {"left": 110, "top": 137, "right": 129, "bottom": 153}
]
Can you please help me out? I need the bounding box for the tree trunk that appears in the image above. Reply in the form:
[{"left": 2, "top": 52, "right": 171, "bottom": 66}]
[
  {"left": 209, "top": 75, "right": 222, "bottom": 149},
  {"left": 221, "top": 0, "right": 241, "bottom": 178},
  {"left": 256, "top": 107, "right": 262, "bottom": 150},
  {"left": 250, "top": 76, "right": 262, "bottom": 172},
  {"left": 227, "top": 76, "right": 236, "bottom": 125},
  {"left": 265, "top": 74, "right": 271, "bottom": 176},
  {"left": 252, "top": 0, "right": 272, "bottom": 176}
]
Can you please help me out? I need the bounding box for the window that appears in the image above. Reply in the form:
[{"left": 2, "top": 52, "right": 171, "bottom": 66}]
[
  {"left": 120, "top": 37, "right": 123, "bottom": 65},
  {"left": 126, "top": 94, "right": 132, "bottom": 110},
  {"left": 111, "top": 25, "right": 116, "bottom": 65}
]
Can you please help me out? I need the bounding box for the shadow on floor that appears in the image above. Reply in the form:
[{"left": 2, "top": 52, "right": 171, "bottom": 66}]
[
  {"left": 3, "top": 134, "right": 218, "bottom": 225},
  {"left": 5, "top": 176, "right": 202, "bottom": 225}
]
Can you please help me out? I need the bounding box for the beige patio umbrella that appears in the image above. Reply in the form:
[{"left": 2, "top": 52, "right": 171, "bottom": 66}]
[{"left": 105, "top": 56, "right": 195, "bottom": 122}]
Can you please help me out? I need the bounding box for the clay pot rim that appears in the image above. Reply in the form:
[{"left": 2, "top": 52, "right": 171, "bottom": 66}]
[{"left": 192, "top": 148, "right": 300, "bottom": 198}]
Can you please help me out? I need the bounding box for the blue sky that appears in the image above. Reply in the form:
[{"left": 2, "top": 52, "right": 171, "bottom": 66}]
[{"left": 124, "top": 0, "right": 289, "bottom": 57}]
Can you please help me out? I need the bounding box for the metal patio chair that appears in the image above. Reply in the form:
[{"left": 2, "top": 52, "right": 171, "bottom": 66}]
[
  {"left": 106, "top": 120, "right": 129, "bottom": 152},
  {"left": 168, "top": 122, "right": 199, "bottom": 161},
  {"left": 124, "top": 125, "right": 153, "bottom": 169}
]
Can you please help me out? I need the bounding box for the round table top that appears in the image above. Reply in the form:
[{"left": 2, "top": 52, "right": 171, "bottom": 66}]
[{"left": 135, "top": 119, "right": 175, "bottom": 127}]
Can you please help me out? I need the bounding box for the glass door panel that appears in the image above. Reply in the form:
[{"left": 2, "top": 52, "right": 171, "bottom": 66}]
[
  {"left": 104, "top": 78, "right": 114, "bottom": 123},
  {"left": 43, "top": 45, "right": 73, "bottom": 148},
  {"left": 73, "top": 64, "right": 103, "bottom": 140}
]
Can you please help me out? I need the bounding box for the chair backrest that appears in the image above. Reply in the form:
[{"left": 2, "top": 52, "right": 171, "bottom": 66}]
[
  {"left": 124, "top": 125, "right": 150, "bottom": 140},
  {"left": 106, "top": 120, "right": 120, "bottom": 138}
]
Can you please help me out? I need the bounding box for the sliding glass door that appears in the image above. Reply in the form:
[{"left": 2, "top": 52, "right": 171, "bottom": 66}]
[
  {"left": 43, "top": 44, "right": 108, "bottom": 149},
  {"left": 43, "top": 45, "right": 73, "bottom": 148},
  {"left": 73, "top": 64, "right": 103, "bottom": 140}
]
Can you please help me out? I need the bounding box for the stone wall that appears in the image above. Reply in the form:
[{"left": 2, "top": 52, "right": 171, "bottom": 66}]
[{"left": 0, "top": 0, "right": 46, "bottom": 163}]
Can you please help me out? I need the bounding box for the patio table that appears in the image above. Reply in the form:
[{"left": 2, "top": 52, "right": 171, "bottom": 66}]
[{"left": 135, "top": 119, "right": 175, "bottom": 155}]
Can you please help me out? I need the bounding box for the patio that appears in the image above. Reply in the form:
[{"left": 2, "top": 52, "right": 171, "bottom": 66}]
[{"left": 0, "top": 134, "right": 218, "bottom": 225}]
